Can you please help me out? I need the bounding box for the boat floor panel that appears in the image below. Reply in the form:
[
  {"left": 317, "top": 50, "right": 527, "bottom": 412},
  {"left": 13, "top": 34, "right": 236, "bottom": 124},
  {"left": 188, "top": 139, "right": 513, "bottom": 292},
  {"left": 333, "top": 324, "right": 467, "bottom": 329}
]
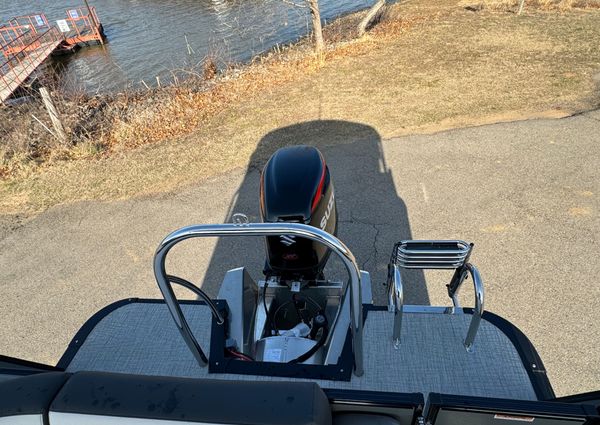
[{"left": 65, "top": 303, "right": 537, "bottom": 401}]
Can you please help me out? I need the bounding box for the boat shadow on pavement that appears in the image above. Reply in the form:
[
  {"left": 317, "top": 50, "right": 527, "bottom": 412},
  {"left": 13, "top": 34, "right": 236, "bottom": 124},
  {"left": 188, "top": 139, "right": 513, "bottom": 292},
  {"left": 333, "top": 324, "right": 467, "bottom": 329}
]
[{"left": 202, "top": 120, "right": 429, "bottom": 305}]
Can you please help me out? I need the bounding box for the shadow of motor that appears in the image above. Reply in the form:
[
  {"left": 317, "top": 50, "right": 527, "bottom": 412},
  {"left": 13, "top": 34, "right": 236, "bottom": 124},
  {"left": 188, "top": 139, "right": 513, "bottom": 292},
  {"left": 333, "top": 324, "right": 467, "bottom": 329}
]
[{"left": 202, "top": 120, "right": 429, "bottom": 305}]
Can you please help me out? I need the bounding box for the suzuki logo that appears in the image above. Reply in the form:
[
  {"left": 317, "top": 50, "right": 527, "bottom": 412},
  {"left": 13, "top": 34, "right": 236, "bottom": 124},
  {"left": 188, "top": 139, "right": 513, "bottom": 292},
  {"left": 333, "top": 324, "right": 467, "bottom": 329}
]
[
  {"left": 320, "top": 192, "right": 335, "bottom": 230},
  {"left": 280, "top": 235, "right": 296, "bottom": 246}
]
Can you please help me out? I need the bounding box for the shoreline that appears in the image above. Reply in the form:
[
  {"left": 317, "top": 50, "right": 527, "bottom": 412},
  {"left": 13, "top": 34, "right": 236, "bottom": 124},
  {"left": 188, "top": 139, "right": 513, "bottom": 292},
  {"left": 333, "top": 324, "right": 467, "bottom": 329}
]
[
  {"left": 1, "top": 0, "right": 599, "bottom": 215},
  {"left": 0, "top": 4, "right": 379, "bottom": 178}
]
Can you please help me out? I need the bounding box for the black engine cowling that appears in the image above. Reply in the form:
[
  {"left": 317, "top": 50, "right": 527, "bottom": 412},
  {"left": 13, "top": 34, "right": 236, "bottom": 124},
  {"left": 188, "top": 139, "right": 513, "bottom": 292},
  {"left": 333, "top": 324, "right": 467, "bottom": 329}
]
[{"left": 260, "top": 146, "right": 337, "bottom": 280}]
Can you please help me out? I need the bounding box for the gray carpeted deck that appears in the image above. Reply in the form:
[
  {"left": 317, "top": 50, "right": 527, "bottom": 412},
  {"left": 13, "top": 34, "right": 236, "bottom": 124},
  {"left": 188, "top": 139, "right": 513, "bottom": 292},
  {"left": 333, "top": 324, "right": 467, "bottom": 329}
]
[{"left": 65, "top": 303, "right": 537, "bottom": 401}]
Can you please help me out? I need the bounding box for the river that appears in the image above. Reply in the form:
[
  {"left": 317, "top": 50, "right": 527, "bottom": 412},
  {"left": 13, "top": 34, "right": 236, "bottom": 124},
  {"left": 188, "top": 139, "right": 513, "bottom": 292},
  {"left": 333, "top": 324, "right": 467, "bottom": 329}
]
[{"left": 1, "top": 0, "right": 378, "bottom": 92}]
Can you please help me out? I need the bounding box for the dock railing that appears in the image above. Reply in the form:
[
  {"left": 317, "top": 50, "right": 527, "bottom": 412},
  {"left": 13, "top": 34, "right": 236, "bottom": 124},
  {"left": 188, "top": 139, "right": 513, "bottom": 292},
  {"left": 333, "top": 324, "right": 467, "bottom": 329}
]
[
  {"left": 62, "top": 7, "right": 103, "bottom": 45},
  {"left": 0, "top": 27, "right": 62, "bottom": 98},
  {"left": 8, "top": 14, "right": 51, "bottom": 34},
  {"left": 0, "top": 14, "right": 51, "bottom": 52},
  {"left": 0, "top": 6, "right": 105, "bottom": 102}
]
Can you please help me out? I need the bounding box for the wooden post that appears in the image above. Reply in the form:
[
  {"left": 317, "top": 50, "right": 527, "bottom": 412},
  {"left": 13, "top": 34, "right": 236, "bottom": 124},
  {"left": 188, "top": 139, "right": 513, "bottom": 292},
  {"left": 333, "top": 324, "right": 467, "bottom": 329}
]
[
  {"left": 517, "top": 0, "right": 525, "bottom": 15},
  {"left": 39, "top": 87, "right": 68, "bottom": 144}
]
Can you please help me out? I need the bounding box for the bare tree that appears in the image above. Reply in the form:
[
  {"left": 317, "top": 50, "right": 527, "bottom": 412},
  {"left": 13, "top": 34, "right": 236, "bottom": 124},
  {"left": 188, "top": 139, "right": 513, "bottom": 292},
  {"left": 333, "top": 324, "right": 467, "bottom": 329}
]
[
  {"left": 281, "top": 0, "right": 324, "bottom": 52},
  {"left": 289, "top": 0, "right": 388, "bottom": 51},
  {"left": 306, "top": 0, "right": 324, "bottom": 52},
  {"left": 358, "top": 0, "right": 387, "bottom": 37}
]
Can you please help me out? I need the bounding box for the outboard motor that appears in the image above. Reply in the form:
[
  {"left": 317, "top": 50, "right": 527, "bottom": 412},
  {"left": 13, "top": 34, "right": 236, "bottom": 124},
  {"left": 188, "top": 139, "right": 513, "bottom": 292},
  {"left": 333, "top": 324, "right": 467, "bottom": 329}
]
[{"left": 260, "top": 146, "right": 337, "bottom": 281}]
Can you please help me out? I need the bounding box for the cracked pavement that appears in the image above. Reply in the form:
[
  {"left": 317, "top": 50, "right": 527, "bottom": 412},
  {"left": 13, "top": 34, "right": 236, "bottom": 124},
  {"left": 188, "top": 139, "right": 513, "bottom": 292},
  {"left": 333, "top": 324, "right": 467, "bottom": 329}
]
[{"left": 0, "top": 113, "right": 599, "bottom": 396}]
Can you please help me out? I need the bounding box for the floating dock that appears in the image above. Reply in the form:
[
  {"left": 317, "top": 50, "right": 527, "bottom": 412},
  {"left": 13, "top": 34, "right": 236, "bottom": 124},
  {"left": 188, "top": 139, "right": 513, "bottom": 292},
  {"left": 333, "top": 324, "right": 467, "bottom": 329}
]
[{"left": 0, "top": 7, "right": 105, "bottom": 103}]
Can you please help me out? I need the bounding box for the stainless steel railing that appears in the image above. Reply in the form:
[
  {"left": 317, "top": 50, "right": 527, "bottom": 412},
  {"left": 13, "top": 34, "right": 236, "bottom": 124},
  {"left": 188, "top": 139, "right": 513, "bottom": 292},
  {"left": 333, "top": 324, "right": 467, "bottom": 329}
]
[
  {"left": 387, "top": 263, "right": 403, "bottom": 348},
  {"left": 394, "top": 240, "right": 472, "bottom": 269},
  {"left": 388, "top": 240, "right": 484, "bottom": 351},
  {"left": 454, "top": 263, "right": 484, "bottom": 351},
  {"left": 153, "top": 222, "right": 364, "bottom": 376}
]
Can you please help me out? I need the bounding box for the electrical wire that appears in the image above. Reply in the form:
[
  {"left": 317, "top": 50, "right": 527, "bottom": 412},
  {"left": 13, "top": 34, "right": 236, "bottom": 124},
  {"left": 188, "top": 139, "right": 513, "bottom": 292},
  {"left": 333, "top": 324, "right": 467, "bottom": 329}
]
[
  {"left": 226, "top": 348, "right": 254, "bottom": 362},
  {"left": 292, "top": 295, "right": 303, "bottom": 323},
  {"left": 274, "top": 294, "right": 323, "bottom": 328},
  {"left": 297, "top": 293, "right": 322, "bottom": 311},
  {"left": 273, "top": 300, "right": 297, "bottom": 326},
  {"left": 262, "top": 277, "right": 277, "bottom": 335},
  {"left": 166, "top": 275, "right": 224, "bottom": 325},
  {"left": 288, "top": 325, "right": 329, "bottom": 364}
]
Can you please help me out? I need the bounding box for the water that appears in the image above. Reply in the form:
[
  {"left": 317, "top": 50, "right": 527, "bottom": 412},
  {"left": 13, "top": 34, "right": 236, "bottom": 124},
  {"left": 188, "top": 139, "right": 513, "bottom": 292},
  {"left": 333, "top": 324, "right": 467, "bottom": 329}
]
[{"left": 1, "top": 0, "right": 377, "bottom": 92}]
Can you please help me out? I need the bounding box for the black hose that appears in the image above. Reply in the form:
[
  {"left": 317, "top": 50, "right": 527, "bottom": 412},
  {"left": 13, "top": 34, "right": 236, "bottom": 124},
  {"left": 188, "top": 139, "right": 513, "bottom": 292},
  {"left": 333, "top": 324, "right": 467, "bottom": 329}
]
[
  {"left": 166, "top": 275, "right": 224, "bottom": 325},
  {"left": 288, "top": 325, "right": 329, "bottom": 364}
]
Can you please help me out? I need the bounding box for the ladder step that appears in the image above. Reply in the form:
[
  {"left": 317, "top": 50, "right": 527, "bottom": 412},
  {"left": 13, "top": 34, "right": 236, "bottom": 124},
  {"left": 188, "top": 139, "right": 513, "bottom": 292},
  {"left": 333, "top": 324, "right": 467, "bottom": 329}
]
[{"left": 392, "top": 240, "right": 473, "bottom": 270}]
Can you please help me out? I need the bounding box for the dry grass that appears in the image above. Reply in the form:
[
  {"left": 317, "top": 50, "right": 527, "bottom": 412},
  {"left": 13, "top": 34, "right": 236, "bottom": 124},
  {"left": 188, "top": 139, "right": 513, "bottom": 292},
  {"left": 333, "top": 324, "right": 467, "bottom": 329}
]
[
  {"left": 0, "top": 49, "right": 319, "bottom": 179},
  {"left": 460, "top": 0, "right": 600, "bottom": 12},
  {"left": 1, "top": 0, "right": 599, "bottom": 215}
]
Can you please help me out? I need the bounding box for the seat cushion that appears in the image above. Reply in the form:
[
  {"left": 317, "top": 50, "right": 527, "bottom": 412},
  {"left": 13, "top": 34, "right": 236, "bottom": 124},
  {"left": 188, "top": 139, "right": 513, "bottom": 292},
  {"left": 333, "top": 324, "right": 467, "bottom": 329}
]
[
  {"left": 49, "top": 371, "right": 331, "bottom": 425},
  {"left": 0, "top": 372, "right": 69, "bottom": 424},
  {"left": 334, "top": 414, "right": 400, "bottom": 425}
]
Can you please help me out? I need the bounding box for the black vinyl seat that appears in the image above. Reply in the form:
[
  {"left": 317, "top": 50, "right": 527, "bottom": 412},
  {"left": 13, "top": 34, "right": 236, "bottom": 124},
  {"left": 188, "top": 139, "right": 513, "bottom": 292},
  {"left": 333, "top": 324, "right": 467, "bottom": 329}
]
[
  {"left": 334, "top": 413, "right": 402, "bottom": 425},
  {"left": 327, "top": 389, "right": 424, "bottom": 425},
  {"left": 427, "top": 393, "right": 599, "bottom": 425},
  {"left": 4, "top": 369, "right": 598, "bottom": 425},
  {"left": 49, "top": 371, "right": 332, "bottom": 425},
  {"left": 0, "top": 372, "right": 69, "bottom": 425}
]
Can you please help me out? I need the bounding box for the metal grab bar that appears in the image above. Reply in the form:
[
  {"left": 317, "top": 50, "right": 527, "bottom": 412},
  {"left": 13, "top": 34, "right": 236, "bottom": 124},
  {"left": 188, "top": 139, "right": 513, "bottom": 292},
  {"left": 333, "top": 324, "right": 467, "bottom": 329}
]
[
  {"left": 388, "top": 240, "right": 484, "bottom": 352},
  {"left": 387, "top": 263, "right": 403, "bottom": 348},
  {"left": 387, "top": 261, "right": 484, "bottom": 352},
  {"left": 153, "top": 222, "right": 364, "bottom": 376},
  {"left": 394, "top": 240, "right": 472, "bottom": 269},
  {"left": 456, "top": 263, "right": 484, "bottom": 351}
]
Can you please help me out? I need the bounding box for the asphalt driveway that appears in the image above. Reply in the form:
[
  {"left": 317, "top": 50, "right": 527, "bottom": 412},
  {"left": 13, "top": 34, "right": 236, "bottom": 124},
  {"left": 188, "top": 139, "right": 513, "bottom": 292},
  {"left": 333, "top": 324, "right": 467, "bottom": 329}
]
[{"left": 1, "top": 112, "right": 598, "bottom": 396}]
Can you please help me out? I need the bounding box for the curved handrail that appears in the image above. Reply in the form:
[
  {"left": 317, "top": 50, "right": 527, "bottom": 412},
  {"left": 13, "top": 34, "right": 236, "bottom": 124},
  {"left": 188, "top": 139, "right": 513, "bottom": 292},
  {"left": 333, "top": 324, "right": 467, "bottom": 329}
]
[
  {"left": 388, "top": 239, "right": 484, "bottom": 352},
  {"left": 463, "top": 263, "right": 484, "bottom": 351},
  {"left": 387, "top": 263, "right": 403, "bottom": 348},
  {"left": 153, "top": 222, "right": 364, "bottom": 376}
]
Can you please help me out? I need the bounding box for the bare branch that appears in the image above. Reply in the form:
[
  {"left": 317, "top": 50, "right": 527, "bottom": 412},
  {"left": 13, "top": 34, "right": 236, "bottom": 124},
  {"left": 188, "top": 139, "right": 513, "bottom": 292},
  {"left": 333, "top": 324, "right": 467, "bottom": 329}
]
[
  {"left": 280, "top": 0, "right": 308, "bottom": 8},
  {"left": 31, "top": 114, "right": 58, "bottom": 140}
]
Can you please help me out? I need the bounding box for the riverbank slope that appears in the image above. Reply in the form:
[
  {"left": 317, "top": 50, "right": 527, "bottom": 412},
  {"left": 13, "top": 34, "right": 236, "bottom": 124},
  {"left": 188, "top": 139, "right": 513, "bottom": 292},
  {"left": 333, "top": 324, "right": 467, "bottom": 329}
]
[{"left": 1, "top": 0, "right": 599, "bottom": 217}]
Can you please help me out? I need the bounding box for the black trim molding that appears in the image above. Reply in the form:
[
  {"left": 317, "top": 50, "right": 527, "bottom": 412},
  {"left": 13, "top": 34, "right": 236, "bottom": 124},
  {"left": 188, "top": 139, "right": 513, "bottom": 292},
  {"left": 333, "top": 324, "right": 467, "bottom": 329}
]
[
  {"left": 57, "top": 298, "right": 141, "bottom": 369},
  {"left": 0, "top": 372, "right": 69, "bottom": 418},
  {"left": 554, "top": 391, "right": 600, "bottom": 410},
  {"left": 0, "top": 354, "right": 61, "bottom": 378},
  {"left": 476, "top": 309, "right": 555, "bottom": 400},
  {"left": 324, "top": 388, "right": 424, "bottom": 408}
]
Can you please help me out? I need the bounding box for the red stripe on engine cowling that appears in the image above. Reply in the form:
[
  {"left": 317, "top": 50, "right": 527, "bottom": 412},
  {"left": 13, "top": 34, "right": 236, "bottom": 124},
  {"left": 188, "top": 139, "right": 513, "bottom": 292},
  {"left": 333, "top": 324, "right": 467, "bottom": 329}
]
[{"left": 311, "top": 155, "right": 326, "bottom": 213}]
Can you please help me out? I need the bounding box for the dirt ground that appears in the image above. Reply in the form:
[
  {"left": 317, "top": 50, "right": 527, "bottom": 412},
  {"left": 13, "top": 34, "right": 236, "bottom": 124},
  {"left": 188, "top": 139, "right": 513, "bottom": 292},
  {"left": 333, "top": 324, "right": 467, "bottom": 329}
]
[{"left": 0, "top": 0, "right": 599, "bottom": 217}]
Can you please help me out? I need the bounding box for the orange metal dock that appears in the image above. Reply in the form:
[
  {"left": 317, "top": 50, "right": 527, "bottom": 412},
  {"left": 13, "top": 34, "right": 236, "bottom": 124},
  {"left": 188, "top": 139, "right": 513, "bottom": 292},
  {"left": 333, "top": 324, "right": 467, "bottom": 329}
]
[{"left": 0, "top": 7, "right": 105, "bottom": 103}]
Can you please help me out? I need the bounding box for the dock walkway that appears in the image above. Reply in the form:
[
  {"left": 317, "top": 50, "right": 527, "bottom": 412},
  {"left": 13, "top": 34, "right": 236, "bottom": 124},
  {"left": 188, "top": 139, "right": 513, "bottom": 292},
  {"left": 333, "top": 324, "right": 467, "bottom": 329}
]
[
  {"left": 0, "top": 7, "right": 104, "bottom": 103},
  {"left": 0, "top": 39, "right": 62, "bottom": 103}
]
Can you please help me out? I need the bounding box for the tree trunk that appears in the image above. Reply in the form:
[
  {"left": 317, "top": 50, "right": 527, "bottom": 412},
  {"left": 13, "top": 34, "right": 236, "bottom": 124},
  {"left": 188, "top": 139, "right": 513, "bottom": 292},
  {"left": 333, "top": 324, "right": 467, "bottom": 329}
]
[
  {"left": 306, "top": 0, "right": 324, "bottom": 52},
  {"left": 358, "top": 0, "right": 386, "bottom": 37}
]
